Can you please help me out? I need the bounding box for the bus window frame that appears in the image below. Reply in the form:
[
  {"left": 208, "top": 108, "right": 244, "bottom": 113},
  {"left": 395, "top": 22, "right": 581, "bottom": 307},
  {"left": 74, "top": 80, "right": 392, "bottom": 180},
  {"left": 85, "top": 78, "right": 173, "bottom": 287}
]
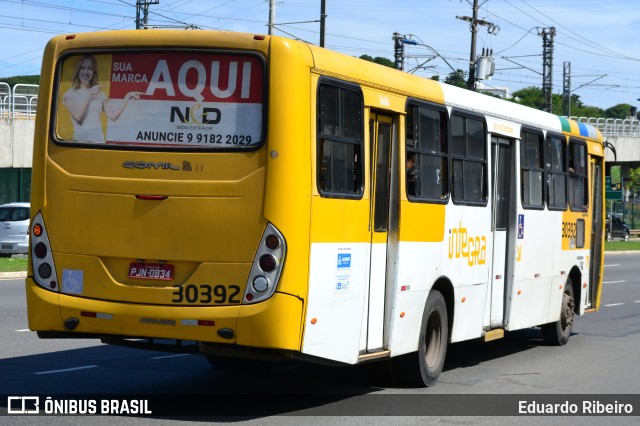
[
  {"left": 449, "top": 109, "right": 488, "bottom": 207},
  {"left": 316, "top": 77, "right": 365, "bottom": 200},
  {"left": 49, "top": 48, "right": 268, "bottom": 152},
  {"left": 545, "top": 132, "right": 568, "bottom": 211},
  {"left": 520, "top": 127, "right": 546, "bottom": 211},
  {"left": 568, "top": 138, "right": 589, "bottom": 213},
  {"left": 404, "top": 99, "right": 449, "bottom": 205}
]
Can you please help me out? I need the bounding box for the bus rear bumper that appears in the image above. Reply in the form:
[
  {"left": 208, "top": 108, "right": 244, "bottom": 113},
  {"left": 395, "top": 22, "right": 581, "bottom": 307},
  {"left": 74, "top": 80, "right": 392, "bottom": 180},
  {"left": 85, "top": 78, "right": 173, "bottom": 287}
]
[{"left": 26, "top": 278, "right": 304, "bottom": 352}]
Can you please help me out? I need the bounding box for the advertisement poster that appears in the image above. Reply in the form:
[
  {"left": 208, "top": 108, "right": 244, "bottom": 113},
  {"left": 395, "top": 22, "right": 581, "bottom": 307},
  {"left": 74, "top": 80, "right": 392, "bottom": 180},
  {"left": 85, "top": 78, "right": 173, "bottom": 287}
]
[{"left": 56, "top": 52, "right": 264, "bottom": 148}]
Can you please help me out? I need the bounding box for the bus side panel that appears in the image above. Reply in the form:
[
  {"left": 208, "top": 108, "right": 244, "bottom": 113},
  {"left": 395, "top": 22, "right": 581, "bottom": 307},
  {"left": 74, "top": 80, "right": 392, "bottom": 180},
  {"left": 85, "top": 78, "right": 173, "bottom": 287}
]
[
  {"left": 302, "top": 242, "right": 369, "bottom": 364},
  {"left": 507, "top": 209, "right": 556, "bottom": 330}
]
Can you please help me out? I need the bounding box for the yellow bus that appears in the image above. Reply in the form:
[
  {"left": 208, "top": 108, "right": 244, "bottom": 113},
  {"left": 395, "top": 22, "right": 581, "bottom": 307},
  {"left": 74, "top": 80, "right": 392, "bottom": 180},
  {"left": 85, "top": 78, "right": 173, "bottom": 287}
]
[{"left": 27, "top": 29, "right": 605, "bottom": 387}]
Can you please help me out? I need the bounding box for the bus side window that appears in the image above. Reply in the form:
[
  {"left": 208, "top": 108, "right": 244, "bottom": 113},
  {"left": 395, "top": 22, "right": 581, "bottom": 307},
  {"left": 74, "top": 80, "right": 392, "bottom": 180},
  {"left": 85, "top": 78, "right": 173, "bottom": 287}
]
[
  {"left": 520, "top": 130, "right": 544, "bottom": 208},
  {"left": 568, "top": 139, "right": 588, "bottom": 212},
  {"left": 450, "top": 113, "right": 487, "bottom": 205},
  {"left": 405, "top": 102, "right": 448, "bottom": 202},
  {"left": 546, "top": 134, "right": 567, "bottom": 210},
  {"left": 317, "top": 81, "right": 364, "bottom": 198}
]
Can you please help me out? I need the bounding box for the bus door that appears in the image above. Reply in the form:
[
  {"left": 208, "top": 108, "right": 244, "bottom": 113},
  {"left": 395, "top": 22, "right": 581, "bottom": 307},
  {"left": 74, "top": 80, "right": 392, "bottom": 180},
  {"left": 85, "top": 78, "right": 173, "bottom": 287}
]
[
  {"left": 490, "top": 135, "right": 515, "bottom": 327},
  {"left": 366, "top": 112, "right": 399, "bottom": 352},
  {"left": 588, "top": 157, "right": 604, "bottom": 309}
]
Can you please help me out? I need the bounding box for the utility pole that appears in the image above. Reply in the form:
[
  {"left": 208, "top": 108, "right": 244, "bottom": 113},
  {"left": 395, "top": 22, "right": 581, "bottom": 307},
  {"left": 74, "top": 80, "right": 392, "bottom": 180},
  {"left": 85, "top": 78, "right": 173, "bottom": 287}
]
[
  {"left": 268, "top": 0, "right": 276, "bottom": 35},
  {"left": 456, "top": 0, "right": 498, "bottom": 90},
  {"left": 136, "top": 0, "right": 159, "bottom": 29},
  {"left": 393, "top": 32, "right": 405, "bottom": 70},
  {"left": 320, "top": 0, "right": 326, "bottom": 47},
  {"left": 539, "top": 27, "right": 556, "bottom": 113},
  {"left": 562, "top": 61, "right": 571, "bottom": 116}
]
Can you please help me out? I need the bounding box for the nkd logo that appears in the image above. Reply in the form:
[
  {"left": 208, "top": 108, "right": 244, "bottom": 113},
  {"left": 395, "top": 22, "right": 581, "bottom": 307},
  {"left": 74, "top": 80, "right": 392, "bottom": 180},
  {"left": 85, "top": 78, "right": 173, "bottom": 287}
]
[
  {"left": 123, "top": 161, "right": 181, "bottom": 170},
  {"left": 170, "top": 104, "right": 221, "bottom": 125}
]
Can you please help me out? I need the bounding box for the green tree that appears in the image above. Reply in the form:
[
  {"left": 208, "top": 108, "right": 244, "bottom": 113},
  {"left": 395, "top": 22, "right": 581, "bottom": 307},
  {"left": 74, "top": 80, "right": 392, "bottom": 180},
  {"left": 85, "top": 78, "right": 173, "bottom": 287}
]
[
  {"left": 0, "top": 75, "right": 40, "bottom": 87},
  {"left": 605, "top": 103, "right": 634, "bottom": 119},
  {"left": 628, "top": 167, "right": 640, "bottom": 197},
  {"left": 444, "top": 69, "right": 467, "bottom": 89},
  {"left": 359, "top": 54, "right": 395, "bottom": 68},
  {"left": 511, "top": 86, "right": 542, "bottom": 108}
]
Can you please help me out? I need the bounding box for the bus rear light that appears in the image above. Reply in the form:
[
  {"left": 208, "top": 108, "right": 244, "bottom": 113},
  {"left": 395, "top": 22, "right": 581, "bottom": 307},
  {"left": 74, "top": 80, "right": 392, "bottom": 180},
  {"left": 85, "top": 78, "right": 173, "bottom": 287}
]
[
  {"left": 34, "top": 242, "right": 47, "bottom": 258},
  {"left": 30, "top": 212, "right": 59, "bottom": 292},
  {"left": 38, "top": 263, "right": 52, "bottom": 279},
  {"left": 265, "top": 234, "right": 280, "bottom": 249},
  {"left": 252, "top": 276, "right": 269, "bottom": 293},
  {"left": 258, "top": 255, "right": 276, "bottom": 272},
  {"left": 243, "top": 223, "right": 286, "bottom": 304}
]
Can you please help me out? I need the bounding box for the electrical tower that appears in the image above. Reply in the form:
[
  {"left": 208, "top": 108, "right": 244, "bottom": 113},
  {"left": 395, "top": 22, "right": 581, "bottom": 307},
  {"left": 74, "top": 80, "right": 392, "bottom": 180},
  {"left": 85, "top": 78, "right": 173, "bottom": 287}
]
[
  {"left": 456, "top": 0, "right": 499, "bottom": 90},
  {"left": 393, "top": 32, "right": 405, "bottom": 70},
  {"left": 136, "top": 0, "right": 159, "bottom": 29},
  {"left": 539, "top": 27, "right": 556, "bottom": 113},
  {"left": 563, "top": 61, "right": 571, "bottom": 116}
]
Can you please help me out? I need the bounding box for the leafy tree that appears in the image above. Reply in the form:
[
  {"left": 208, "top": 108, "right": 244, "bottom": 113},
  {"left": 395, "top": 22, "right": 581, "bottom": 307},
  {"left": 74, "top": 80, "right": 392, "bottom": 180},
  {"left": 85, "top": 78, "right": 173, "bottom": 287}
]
[
  {"left": 0, "top": 75, "right": 39, "bottom": 87},
  {"left": 511, "top": 86, "right": 542, "bottom": 108},
  {"left": 443, "top": 69, "right": 467, "bottom": 89},
  {"left": 628, "top": 167, "right": 640, "bottom": 197},
  {"left": 359, "top": 54, "right": 395, "bottom": 68},
  {"left": 605, "top": 103, "right": 634, "bottom": 119}
]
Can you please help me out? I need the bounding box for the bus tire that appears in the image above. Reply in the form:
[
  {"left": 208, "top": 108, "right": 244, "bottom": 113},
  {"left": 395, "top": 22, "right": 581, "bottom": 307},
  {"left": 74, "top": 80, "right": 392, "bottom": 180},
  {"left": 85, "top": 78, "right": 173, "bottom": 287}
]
[
  {"left": 391, "top": 289, "right": 448, "bottom": 387},
  {"left": 541, "top": 279, "right": 575, "bottom": 346}
]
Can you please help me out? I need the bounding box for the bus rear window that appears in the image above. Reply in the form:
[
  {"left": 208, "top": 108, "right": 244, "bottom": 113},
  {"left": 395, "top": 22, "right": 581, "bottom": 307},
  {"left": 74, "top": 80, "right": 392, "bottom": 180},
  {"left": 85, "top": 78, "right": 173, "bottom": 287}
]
[{"left": 54, "top": 51, "right": 265, "bottom": 149}]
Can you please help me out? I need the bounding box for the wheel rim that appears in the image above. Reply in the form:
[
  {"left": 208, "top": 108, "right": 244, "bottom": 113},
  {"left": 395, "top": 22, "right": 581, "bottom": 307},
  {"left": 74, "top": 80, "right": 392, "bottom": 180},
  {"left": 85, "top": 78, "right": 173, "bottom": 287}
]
[{"left": 425, "top": 310, "right": 442, "bottom": 368}]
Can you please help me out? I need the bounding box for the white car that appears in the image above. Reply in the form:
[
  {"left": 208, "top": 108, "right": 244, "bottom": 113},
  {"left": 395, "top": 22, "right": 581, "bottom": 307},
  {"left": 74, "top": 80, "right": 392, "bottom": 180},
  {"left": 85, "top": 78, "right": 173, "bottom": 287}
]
[{"left": 0, "top": 202, "right": 30, "bottom": 258}]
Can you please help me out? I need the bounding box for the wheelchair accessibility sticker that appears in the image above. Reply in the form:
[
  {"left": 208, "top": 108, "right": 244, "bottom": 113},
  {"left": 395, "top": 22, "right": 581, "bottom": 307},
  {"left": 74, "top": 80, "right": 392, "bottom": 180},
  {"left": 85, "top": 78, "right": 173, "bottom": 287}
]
[{"left": 62, "top": 269, "right": 84, "bottom": 295}]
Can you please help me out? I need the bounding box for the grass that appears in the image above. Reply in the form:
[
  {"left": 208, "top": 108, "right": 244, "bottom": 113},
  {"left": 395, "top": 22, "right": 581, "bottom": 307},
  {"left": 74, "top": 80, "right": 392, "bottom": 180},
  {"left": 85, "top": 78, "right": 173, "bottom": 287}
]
[
  {"left": 0, "top": 256, "right": 28, "bottom": 272},
  {"left": 605, "top": 239, "right": 640, "bottom": 252},
  {"left": 1, "top": 239, "right": 639, "bottom": 273}
]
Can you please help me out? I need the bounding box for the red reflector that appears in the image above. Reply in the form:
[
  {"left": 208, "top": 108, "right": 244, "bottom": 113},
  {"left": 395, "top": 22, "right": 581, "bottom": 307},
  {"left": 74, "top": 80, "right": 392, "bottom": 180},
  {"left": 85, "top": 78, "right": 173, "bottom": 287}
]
[
  {"left": 198, "top": 320, "right": 215, "bottom": 327},
  {"left": 65, "top": 35, "right": 76, "bottom": 40},
  {"left": 135, "top": 194, "right": 168, "bottom": 200},
  {"left": 81, "top": 311, "right": 97, "bottom": 318},
  {"left": 246, "top": 293, "right": 254, "bottom": 301},
  {"left": 254, "top": 35, "right": 266, "bottom": 40}
]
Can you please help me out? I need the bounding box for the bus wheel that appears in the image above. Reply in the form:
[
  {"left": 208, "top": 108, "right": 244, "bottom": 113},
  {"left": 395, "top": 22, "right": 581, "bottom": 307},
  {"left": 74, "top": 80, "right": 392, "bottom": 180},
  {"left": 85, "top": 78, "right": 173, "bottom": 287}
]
[
  {"left": 391, "top": 290, "right": 448, "bottom": 387},
  {"left": 542, "top": 279, "right": 575, "bottom": 346}
]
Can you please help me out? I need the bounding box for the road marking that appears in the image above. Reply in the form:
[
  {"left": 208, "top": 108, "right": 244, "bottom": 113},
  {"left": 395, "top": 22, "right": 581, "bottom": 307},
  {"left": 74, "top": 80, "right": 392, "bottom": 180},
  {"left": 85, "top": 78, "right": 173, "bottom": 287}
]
[
  {"left": 150, "top": 354, "right": 191, "bottom": 360},
  {"left": 34, "top": 365, "right": 98, "bottom": 375},
  {"left": 604, "top": 264, "right": 619, "bottom": 267},
  {"left": 603, "top": 280, "right": 626, "bottom": 284},
  {"left": 15, "top": 329, "right": 30, "bottom": 332},
  {"left": 604, "top": 303, "right": 624, "bottom": 307}
]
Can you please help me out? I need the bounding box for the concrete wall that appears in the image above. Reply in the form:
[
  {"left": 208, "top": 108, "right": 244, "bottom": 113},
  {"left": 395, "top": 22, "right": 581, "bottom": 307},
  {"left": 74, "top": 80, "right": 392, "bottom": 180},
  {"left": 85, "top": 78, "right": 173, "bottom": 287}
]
[
  {"left": 0, "top": 118, "right": 34, "bottom": 168},
  {"left": 605, "top": 136, "right": 640, "bottom": 164}
]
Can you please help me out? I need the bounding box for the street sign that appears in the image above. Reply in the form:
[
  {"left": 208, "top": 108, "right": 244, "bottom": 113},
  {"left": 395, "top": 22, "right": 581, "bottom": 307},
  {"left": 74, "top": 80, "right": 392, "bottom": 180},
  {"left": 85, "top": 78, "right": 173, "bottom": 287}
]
[{"left": 606, "top": 176, "right": 623, "bottom": 200}]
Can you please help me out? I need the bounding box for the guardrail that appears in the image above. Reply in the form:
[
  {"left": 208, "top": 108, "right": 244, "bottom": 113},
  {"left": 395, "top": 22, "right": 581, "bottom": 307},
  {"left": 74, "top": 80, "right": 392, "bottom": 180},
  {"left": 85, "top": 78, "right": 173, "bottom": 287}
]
[
  {"left": 0, "top": 83, "right": 39, "bottom": 119},
  {"left": 571, "top": 116, "right": 640, "bottom": 138}
]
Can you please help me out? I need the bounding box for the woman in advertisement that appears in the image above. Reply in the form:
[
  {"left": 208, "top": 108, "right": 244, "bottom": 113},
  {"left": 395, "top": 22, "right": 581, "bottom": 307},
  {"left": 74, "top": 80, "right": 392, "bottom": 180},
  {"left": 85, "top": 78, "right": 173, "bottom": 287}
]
[{"left": 63, "top": 55, "right": 140, "bottom": 143}]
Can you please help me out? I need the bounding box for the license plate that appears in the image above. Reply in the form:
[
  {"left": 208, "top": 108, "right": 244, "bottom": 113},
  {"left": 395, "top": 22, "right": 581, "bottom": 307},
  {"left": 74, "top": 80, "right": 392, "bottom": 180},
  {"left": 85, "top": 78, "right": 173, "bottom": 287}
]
[
  {"left": 1, "top": 244, "right": 13, "bottom": 250},
  {"left": 128, "top": 262, "right": 174, "bottom": 281}
]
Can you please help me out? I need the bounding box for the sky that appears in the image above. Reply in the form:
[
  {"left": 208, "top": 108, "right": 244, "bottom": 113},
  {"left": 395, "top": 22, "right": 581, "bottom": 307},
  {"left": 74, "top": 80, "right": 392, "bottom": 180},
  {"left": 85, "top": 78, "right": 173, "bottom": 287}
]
[{"left": 1, "top": 0, "right": 639, "bottom": 113}]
